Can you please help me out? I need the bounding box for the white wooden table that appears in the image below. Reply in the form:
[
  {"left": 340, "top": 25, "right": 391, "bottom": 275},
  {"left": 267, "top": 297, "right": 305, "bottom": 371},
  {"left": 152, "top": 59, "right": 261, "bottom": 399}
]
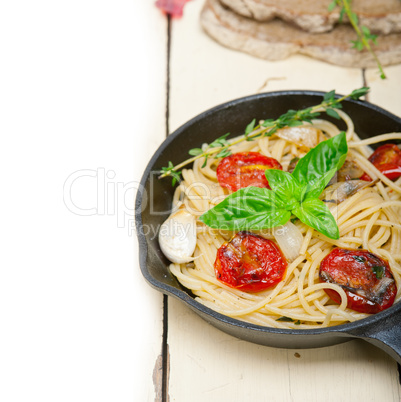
[{"left": 1, "top": 1, "right": 400, "bottom": 401}]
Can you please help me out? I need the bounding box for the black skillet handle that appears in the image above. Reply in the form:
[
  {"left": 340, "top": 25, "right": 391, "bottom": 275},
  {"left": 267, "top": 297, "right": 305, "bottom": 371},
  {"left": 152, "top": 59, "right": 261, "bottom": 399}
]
[{"left": 347, "top": 308, "right": 401, "bottom": 364}]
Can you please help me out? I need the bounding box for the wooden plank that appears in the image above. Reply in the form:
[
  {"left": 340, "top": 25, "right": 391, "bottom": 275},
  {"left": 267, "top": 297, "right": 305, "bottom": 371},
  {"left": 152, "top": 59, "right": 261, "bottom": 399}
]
[
  {"left": 168, "top": 1, "right": 401, "bottom": 401},
  {"left": 168, "top": 298, "right": 399, "bottom": 402},
  {"left": 0, "top": 1, "right": 167, "bottom": 401},
  {"left": 365, "top": 65, "right": 401, "bottom": 116}
]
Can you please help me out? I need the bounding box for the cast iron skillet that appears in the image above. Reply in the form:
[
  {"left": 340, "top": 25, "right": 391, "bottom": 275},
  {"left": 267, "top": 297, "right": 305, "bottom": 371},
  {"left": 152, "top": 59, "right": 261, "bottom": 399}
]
[{"left": 135, "top": 91, "right": 401, "bottom": 364}]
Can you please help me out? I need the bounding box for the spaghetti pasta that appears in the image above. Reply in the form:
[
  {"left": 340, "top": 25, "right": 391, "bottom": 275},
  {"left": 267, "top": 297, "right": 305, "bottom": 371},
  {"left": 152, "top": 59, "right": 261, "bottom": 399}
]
[{"left": 165, "top": 111, "right": 401, "bottom": 329}]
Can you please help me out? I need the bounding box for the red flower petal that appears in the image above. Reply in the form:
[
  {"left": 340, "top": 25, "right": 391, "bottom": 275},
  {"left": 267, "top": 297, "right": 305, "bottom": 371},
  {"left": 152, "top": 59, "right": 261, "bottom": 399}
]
[{"left": 155, "top": 0, "right": 191, "bottom": 17}]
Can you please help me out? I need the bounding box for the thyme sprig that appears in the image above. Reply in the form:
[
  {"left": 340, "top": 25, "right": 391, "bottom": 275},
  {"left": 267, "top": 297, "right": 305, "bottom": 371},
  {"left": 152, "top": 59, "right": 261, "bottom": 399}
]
[
  {"left": 328, "top": 0, "right": 386, "bottom": 79},
  {"left": 159, "top": 87, "right": 369, "bottom": 184},
  {"left": 160, "top": 161, "right": 182, "bottom": 186}
]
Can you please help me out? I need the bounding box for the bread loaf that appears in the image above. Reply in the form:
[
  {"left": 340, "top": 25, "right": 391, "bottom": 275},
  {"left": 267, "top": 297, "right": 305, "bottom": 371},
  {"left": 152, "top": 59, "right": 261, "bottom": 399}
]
[
  {"left": 220, "top": 0, "right": 401, "bottom": 34},
  {"left": 201, "top": 0, "right": 401, "bottom": 68}
]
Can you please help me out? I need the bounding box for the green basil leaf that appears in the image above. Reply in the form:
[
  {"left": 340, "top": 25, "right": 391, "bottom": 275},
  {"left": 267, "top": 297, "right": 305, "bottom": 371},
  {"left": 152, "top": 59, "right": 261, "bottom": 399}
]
[
  {"left": 301, "top": 167, "right": 337, "bottom": 200},
  {"left": 199, "top": 187, "right": 291, "bottom": 231},
  {"left": 264, "top": 169, "right": 302, "bottom": 203},
  {"left": 293, "top": 198, "right": 339, "bottom": 239},
  {"left": 291, "top": 131, "right": 347, "bottom": 189}
]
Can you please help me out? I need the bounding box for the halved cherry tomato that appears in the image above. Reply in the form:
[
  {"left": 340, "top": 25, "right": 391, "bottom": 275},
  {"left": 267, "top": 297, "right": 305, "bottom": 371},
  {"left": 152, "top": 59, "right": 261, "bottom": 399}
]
[
  {"left": 216, "top": 152, "right": 282, "bottom": 192},
  {"left": 214, "top": 231, "right": 287, "bottom": 292},
  {"left": 360, "top": 143, "right": 401, "bottom": 181},
  {"left": 319, "top": 248, "right": 397, "bottom": 314}
]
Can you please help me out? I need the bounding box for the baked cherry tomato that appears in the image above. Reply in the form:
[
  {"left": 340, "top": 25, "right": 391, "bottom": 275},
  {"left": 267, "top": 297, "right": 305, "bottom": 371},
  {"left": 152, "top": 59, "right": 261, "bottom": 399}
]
[
  {"left": 214, "top": 231, "right": 287, "bottom": 292},
  {"left": 319, "top": 248, "right": 397, "bottom": 314},
  {"left": 216, "top": 152, "right": 282, "bottom": 192},
  {"left": 360, "top": 143, "right": 401, "bottom": 181}
]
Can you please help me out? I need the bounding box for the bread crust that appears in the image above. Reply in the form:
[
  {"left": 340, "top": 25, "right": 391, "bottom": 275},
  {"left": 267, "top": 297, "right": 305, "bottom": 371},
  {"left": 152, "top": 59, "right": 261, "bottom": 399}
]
[
  {"left": 201, "top": 0, "right": 401, "bottom": 68},
  {"left": 220, "top": 0, "right": 401, "bottom": 34}
]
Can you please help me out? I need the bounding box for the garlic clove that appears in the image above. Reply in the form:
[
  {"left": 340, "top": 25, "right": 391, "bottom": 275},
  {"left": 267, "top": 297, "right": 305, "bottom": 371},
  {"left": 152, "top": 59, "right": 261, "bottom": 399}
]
[{"left": 158, "top": 208, "right": 197, "bottom": 264}]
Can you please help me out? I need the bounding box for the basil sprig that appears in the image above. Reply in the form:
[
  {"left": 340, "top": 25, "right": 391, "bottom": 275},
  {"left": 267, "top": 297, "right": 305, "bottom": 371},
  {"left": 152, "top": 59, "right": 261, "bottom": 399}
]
[{"left": 199, "top": 132, "right": 348, "bottom": 240}]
